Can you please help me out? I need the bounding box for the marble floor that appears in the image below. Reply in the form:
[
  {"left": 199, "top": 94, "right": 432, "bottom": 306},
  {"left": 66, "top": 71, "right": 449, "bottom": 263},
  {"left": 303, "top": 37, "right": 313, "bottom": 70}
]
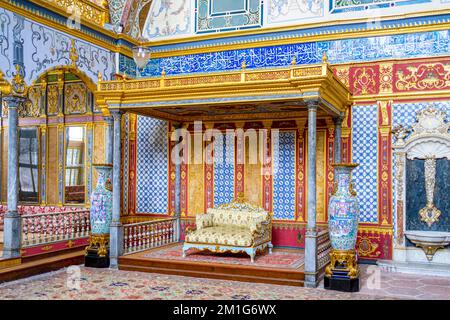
[{"left": 0, "top": 264, "right": 448, "bottom": 300}]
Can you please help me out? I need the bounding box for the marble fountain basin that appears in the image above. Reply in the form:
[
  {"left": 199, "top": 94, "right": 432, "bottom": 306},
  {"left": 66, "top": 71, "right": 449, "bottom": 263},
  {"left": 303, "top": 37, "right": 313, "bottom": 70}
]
[{"left": 405, "top": 231, "right": 450, "bottom": 261}]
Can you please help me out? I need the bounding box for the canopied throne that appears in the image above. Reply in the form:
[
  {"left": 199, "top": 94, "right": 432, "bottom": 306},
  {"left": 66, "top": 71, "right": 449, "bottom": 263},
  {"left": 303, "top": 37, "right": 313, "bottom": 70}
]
[{"left": 183, "top": 195, "right": 273, "bottom": 262}]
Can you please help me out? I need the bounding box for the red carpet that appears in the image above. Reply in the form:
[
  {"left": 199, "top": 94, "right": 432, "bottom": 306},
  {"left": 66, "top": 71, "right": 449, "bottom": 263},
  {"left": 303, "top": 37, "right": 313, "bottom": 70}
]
[{"left": 142, "top": 244, "right": 304, "bottom": 269}]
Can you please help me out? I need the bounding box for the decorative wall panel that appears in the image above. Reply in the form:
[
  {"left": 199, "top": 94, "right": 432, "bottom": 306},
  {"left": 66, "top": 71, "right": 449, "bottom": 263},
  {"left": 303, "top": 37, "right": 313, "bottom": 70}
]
[
  {"left": 109, "top": 0, "right": 128, "bottom": 27},
  {"left": 136, "top": 116, "right": 169, "bottom": 214},
  {"left": 0, "top": 8, "right": 115, "bottom": 84},
  {"left": 272, "top": 131, "right": 296, "bottom": 220},
  {"left": 195, "top": 0, "right": 263, "bottom": 34},
  {"left": 131, "top": 0, "right": 449, "bottom": 40},
  {"left": 143, "top": 0, "right": 191, "bottom": 39},
  {"left": 268, "top": 0, "right": 324, "bottom": 24},
  {"left": 244, "top": 137, "right": 262, "bottom": 207},
  {"left": 213, "top": 134, "right": 235, "bottom": 206},
  {"left": 352, "top": 105, "right": 378, "bottom": 223},
  {"left": 64, "top": 82, "right": 87, "bottom": 114},
  {"left": 315, "top": 130, "right": 326, "bottom": 222},
  {"left": 188, "top": 133, "right": 204, "bottom": 216}
]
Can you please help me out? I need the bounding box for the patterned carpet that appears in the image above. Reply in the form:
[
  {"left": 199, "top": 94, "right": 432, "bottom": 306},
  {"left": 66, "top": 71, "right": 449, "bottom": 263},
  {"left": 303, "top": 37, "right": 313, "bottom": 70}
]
[
  {"left": 141, "top": 244, "right": 304, "bottom": 269},
  {"left": 0, "top": 266, "right": 391, "bottom": 300}
]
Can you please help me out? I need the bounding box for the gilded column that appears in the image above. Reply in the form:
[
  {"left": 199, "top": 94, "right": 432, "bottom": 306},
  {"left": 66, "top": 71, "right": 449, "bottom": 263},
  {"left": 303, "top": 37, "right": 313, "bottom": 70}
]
[
  {"left": 57, "top": 123, "right": 64, "bottom": 206},
  {"left": 110, "top": 109, "right": 123, "bottom": 268},
  {"left": 3, "top": 95, "right": 25, "bottom": 258},
  {"left": 40, "top": 125, "right": 47, "bottom": 205},
  {"left": 305, "top": 101, "right": 318, "bottom": 288},
  {"left": 57, "top": 73, "right": 65, "bottom": 206},
  {"left": 39, "top": 80, "right": 47, "bottom": 205}
]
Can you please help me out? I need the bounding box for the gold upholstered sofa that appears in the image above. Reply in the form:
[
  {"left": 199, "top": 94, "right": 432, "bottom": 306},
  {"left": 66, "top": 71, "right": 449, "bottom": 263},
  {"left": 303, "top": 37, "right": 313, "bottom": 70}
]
[{"left": 182, "top": 198, "right": 273, "bottom": 262}]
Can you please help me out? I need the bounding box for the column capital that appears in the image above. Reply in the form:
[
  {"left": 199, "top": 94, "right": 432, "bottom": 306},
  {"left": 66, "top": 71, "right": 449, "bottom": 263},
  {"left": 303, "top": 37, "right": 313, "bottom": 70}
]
[
  {"left": 110, "top": 109, "right": 124, "bottom": 120},
  {"left": 306, "top": 99, "right": 319, "bottom": 111},
  {"left": 333, "top": 115, "right": 344, "bottom": 126},
  {"left": 103, "top": 115, "right": 114, "bottom": 124},
  {"left": 172, "top": 122, "right": 183, "bottom": 130},
  {"left": 3, "top": 95, "right": 26, "bottom": 109}
]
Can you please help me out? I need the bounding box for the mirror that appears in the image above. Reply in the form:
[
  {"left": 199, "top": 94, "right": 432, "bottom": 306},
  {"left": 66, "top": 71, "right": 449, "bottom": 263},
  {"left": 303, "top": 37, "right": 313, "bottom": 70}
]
[
  {"left": 65, "top": 126, "right": 85, "bottom": 204},
  {"left": 19, "top": 127, "right": 39, "bottom": 203}
]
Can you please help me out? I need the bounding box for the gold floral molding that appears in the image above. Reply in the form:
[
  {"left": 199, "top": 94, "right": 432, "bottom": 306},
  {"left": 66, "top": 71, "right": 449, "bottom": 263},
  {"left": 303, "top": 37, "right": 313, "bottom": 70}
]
[
  {"left": 396, "top": 63, "right": 450, "bottom": 91},
  {"left": 30, "top": 0, "right": 109, "bottom": 27},
  {"left": 0, "top": 70, "right": 11, "bottom": 95}
]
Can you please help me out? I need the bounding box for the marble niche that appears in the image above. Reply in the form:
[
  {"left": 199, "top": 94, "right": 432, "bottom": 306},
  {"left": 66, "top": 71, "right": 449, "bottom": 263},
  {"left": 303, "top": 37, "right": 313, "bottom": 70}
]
[{"left": 382, "top": 105, "right": 450, "bottom": 276}]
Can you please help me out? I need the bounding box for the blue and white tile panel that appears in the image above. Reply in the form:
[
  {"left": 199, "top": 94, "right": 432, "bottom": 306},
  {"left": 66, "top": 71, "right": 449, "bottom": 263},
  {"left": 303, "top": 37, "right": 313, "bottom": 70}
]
[
  {"left": 272, "top": 130, "right": 296, "bottom": 220},
  {"left": 352, "top": 105, "right": 379, "bottom": 223},
  {"left": 136, "top": 116, "right": 169, "bottom": 214},
  {"left": 213, "top": 134, "right": 235, "bottom": 206}
]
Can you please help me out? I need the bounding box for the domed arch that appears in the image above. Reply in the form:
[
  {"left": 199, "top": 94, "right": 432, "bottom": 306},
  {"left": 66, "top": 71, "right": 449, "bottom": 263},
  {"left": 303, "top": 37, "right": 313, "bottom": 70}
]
[
  {"left": 21, "top": 65, "right": 103, "bottom": 118},
  {"left": 30, "top": 65, "right": 97, "bottom": 93}
]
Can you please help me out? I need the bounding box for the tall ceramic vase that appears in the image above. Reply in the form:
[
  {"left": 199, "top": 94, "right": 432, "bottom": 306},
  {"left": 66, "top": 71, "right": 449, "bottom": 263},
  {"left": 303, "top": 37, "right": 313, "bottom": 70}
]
[
  {"left": 325, "top": 163, "right": 360, "bottom": 292},
  {"left": 85, "top": 164, "right": 113, "bottom": 268}
]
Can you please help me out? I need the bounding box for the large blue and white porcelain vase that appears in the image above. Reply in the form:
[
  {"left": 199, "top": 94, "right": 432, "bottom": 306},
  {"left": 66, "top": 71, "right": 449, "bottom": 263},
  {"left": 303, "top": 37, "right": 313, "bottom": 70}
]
[
  {"left": 328, "top": 163, "right": 360, "bottom": 251},
  {"left": 90, "top": 164, "right": 113, "bottom": 235}
]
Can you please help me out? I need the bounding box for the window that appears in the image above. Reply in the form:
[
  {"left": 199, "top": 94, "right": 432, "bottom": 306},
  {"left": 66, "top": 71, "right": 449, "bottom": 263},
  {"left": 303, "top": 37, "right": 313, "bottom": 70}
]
[
  {"left": 65, "top": 126, "right": 85, "bottom": 204},
  {"left": 19, "top": 127, "right": 39, "bottom": 202}
]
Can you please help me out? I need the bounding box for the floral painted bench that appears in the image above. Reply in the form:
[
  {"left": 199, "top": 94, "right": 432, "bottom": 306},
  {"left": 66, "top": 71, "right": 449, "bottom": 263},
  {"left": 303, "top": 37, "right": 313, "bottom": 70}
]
[{"left": 183, "top": 199, "right": 273, "bottom": 262}]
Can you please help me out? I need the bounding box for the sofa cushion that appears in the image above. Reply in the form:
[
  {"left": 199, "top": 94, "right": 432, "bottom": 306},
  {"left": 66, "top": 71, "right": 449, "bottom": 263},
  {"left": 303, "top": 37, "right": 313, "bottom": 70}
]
[
  {"left": 207, "top": 208, "right": 269, "bottom": 229},
  {"left": 185, "top": 225, "right": 253, "bottom": 247},
  {"left": 196, "top": 213, "right": 213, "bottom": 230}
]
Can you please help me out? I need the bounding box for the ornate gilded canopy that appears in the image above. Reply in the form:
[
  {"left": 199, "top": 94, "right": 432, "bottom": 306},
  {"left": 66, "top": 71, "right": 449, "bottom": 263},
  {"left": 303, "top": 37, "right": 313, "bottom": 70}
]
[{"left": 96, "top": 60, "right": 352, "bottom": 122}]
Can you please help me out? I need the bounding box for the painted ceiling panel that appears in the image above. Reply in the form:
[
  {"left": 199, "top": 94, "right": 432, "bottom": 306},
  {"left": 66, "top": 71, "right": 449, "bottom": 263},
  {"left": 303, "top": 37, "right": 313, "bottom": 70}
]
[{"left": 120, "top": 0, "right": 450, "bottom": 41}]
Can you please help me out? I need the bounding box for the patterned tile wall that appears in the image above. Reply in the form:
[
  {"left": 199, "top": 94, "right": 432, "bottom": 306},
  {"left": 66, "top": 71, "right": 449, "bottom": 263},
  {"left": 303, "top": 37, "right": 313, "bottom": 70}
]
[
  {"left": 118, "top": 54, "right": 137, "bottom": 78},
  {"left": 213, "top": 134, "right": 235, "bottom": 206},
  {"left": 136, "top": 116, "right": 169, "bottom": 214},
  {"left": 272, "top": 131, "right": 296, "bottom": 220},
  {"left": 352, "top": 105, "right": 379, "bottom": 223}
]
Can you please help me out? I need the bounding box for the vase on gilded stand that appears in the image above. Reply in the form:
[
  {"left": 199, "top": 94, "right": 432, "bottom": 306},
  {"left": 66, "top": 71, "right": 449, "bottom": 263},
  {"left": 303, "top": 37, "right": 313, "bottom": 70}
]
[
  {"left": 85, "top": 164, "right": 113, "bottom": 268},
  {"left": 324, "top": 163, "right": 361, "bottom": 292}
]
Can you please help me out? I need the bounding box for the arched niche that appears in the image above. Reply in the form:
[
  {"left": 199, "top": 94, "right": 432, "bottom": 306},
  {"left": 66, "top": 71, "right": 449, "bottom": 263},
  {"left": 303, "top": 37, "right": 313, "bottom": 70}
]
[{"left": 392, "top": 104, "right": 450, "bottom": 264}]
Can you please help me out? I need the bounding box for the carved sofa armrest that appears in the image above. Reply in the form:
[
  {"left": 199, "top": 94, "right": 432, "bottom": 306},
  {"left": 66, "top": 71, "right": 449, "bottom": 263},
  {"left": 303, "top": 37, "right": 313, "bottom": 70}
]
[
  {"left": 196, "top": 213, "right": 214, "bottom": 230},
  {"left": 249, "top": 212, "right": 271, "bottom": 236}
]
